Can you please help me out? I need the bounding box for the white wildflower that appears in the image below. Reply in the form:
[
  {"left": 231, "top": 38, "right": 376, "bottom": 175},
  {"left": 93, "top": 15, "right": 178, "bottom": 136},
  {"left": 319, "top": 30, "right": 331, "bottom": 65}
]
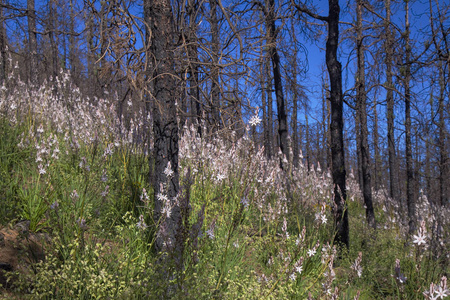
[
  {"left": 413, "top": 233, "right": 426, "bottom": 246},
  {"left": 206, "top": 228, "right": 215, "bottom": 239},
  {"left": 216, "top": 173, "right": 226, "bottom": 182},
  {"left": 164, "top": 161, "right": 174, "bottom": 178},
  {"left": 413, "top": 220, "right": 428, "bottom": 247},
  {"left": 249, "top": 109, "right": 262, "bottom": 127},
  {"left": 157, "top": 193, "right": 169, "bottom": 203},
  {"left": 37, "top": 124, "right": 44, "bottom": 134},
  {"left": 38, "top": 164, "right": 46, "bottom": 175},
  {"left": 308, "top": 248, "right": 316, "bottom": 257},
  {"left": 351, "top": 252, "right": 363, "bottom": 278},
  {"left": 162, "top": 203, "right": 172, "bottom": 218},
  {"left": 136, "top": 215, "right": 148, "bottom": 230}
]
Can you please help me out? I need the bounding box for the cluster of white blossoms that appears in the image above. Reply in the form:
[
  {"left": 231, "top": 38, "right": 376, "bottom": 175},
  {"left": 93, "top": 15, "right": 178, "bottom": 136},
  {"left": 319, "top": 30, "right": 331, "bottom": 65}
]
[
  {"left": 315, "top": 202, "right": 328, "bottom": 225},
  {"left": 289, "top": 257, "right": 304, "bottom": 281},
  {"left": 289, "top": 257, "right": 303, "bottom": 280},
  {"left": 157, "top": 192, "right": 171, "bottom": 218},
  {"left": 295, "top": 226, "right": 306, "bottom": 247},
  {"left": 423, "top": 276, "right": 448, "bottom": 300},
  {"left": 206, "top": 227, "right": 215, "bottom": 239},
  {"left": 249, "top": 107, "right": 262, "bottom": 127},
  {"left": 413, "top": 220, "right": 427, "bottom": 247},
  {"left": 136, "top": 214, "right": 148, "bottom": 230},
  {"left": 156, "top": 162, "right": 175, "bottom": 219},
  {"left": 216, "top": 173, "right": 226, "bottom": 181},
  {"left": 282, "top": 217, "right": 289, "bottom": 239},
  {"left": 31, "top": 130, "right": 60, "bottom": 176},
  {"left": 351, "top": 252, "right": 363, "bottom": 278}
]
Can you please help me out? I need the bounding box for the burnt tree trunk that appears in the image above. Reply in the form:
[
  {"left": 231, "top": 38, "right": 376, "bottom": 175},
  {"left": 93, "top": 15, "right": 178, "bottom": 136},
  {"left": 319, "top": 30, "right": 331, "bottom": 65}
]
[
  {"left": 404, "top": 0, "right": 415, "bottom": 234},
  {"left": 355, "top": 104, "right": 364, "bottom": 189},
  {"left": 372, "top": 95, "right": 381, "bottom": 190},
  {"left": 324, "top": 78, "right": 332, "bottom": 170},
  {"left": 264, "top": 0, "right": 289, "bottom": 169},
  {"left": 260, "top": 49, "right": 270, "bottom": 158},
  {"left": 292, "top": 84, "right": 299, "bottom": 168},
  {"left": 290, "top": 20, "right": 299, "bottom": 169},
  {"left": 27, "top": 0, "right": 38, "bottom": 85},
  {"left": 145, "top": 0, "right": 182, "bottom": 268},
  {"left": 210, "top": 0, "right": 221, "bottom": 132},
  {"left": 187, "top": 0, "right": 202, "bottom": 136},
  {"left": 264, "top": 53, "right": 274, "bottom": 159},
  {"left": 356, "top": 0, "right": 375, "bottom": 229},
  {"left": 428, "top": 0, "right": 449, "bottom": 207},
  {"left": 292, "top": 7, "right": 348, "bottom": 241},
  {"left": 48, "top": 0, "right": 58, "bottom": 91},
  {"left": 385, "top": 0, "right": 398, "bottom": 203},
  {"left": 321, "top": 86, "right": 328, "bottom": 169},
  {"left": 438, "top": 63, "right": 447, "bottom": 207},
  {"left": 0, "top": 1, "right": 6, "bottom": 84},
  {"left": 85, "top": 7, "right": 96, "bottom": 95},
  {"left": 304, "top": 100, "right": 311, "bottom": 172},
  {"left": 327, "top": 0, "right": 349, "bottom": 247},
  {"left": 69, "top": 0, "right": 75, "bottom": 70}
]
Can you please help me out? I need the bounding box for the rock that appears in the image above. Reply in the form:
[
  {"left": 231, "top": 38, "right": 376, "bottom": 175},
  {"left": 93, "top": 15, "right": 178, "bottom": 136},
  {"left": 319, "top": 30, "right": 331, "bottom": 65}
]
[{"left": 14, "top": 220, "right": 30, "bottom": 234}]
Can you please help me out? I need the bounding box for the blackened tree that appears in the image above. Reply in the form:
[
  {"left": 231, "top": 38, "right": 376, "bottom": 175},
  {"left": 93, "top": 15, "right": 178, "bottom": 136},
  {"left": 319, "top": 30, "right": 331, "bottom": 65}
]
[
  {"left": 257, "top": 0, "right": 289, "bottom": 169},
  {"left": 27, "top": 0, "right": 38, "bottom": 84},
  {"left": 293, "top": 0, "right": 349, "bottom": 248},
  {"left": 144, "top": 0, "right": 183, "bottom": 270},
  {"left": 402, "top": 0, "right": 415, "bottom": 234},
  {"left": 355, "top": 0, "right": 375, "bottom": 229}
]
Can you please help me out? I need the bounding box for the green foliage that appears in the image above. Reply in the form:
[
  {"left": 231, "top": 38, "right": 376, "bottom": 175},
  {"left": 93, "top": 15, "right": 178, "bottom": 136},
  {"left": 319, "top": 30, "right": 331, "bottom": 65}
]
[
  {"left": 0, "top": 100, "right": 448, "bottom": 299},
  {"left": 0, "top": 119, "right": 29, "bottom": 222},
  {"left": 29, "top": 237, "right": 151, "bottom": 299},
  {"left": 18, "top": 177, "right": 52, "bottom": 233},
  {"left": 338, "top": 198, "right": 449, "bottom": 299}
]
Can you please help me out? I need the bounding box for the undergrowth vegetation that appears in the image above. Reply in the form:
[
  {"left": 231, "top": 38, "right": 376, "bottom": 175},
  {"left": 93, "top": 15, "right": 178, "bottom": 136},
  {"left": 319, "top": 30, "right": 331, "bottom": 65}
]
[{"left": 0, "top": 71, "right": 448, "bottom": 299}]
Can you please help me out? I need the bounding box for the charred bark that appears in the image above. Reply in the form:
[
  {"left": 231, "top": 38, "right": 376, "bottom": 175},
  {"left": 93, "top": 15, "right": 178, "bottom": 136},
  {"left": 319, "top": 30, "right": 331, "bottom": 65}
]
[
  {"left": 0, "top": 1, "right": 6, "bottom": 84},
  {"left": 438, "top": 63, "right": 447, "bottom": 207},
  {"left": 264, "top": 53, "right": 274, "bottom": 159},
  {"left": 145, "top": 0, "right": 182, "bottom": 270},
  {"left": 294, "top": 0, "right": 349, "bottom": 247},
  {"left": 27, "top": 0, "right": 38, "bottom": 85},
  {"left": 210, "top": 0, "right": 221, "bottom": 132},
  {"left": 404, "top": 0, "right": 415, "bottom": 234},
  {"left": 327, "top": 0, "right": 349, "bottom": 248},
  {"left": 264, "top": 0, "right": 289, "bottom": 169},
  {"left": 356, "top": 0, "right": 375, "bottom": 229},
  {"left": 385, "top": 0, "right": 398, "bottom": 202}
]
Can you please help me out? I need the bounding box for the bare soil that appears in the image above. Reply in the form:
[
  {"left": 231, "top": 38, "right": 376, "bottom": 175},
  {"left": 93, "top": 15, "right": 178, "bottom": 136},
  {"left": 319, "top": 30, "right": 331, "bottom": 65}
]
[{"left": 0, "top": 221, "right": 48, "bottom": 295}]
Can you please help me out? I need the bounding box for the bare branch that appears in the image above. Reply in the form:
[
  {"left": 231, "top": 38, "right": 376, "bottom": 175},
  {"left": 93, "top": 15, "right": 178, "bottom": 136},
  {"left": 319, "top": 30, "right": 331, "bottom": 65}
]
[{"left": 290, "top": 0, "right": 328, "bottom": 22}]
